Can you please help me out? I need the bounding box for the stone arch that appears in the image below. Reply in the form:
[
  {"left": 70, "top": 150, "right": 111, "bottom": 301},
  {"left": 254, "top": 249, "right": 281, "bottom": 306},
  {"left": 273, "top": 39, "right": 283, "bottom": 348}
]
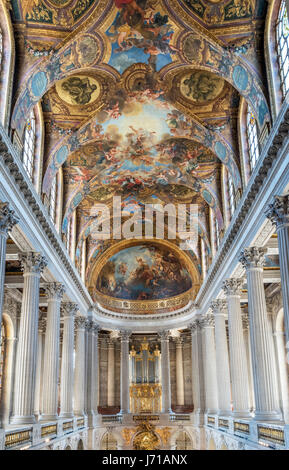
[
  {"left": 173, "top": 430, "right": 194, "bottom": 450},
  {"left": 77, "top": 439, "right": 84, "bottom": 450},
  {"left": 0, "top": 312, "right": 15, "bottom": 425},
  {"left": 100, "top": 431, "right": 119, "bottom": 450},
  {"left": 65, "top": 445, "right": 72, "bottom": 450}
]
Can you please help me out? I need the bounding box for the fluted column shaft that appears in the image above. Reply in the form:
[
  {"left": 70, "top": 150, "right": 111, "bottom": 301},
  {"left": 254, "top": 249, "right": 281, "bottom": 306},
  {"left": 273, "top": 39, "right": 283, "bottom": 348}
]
[
  {"left": 266, "top": 196, "right": 289, "bottom": 352},
  {"left": 211, "top": 300, "right": 231, "bottom": 416},
  {"left": 223, "top": 279, "right": 251, "bottom": 418},
  {"left": 60, "top": 302, "right": 77, "bottom": 418},
  {"left": 0, "top": 203, "right": 18, "bottom": 337},
  {"left": 190, "top": 322, "right": 205, "bottom": 416},
  {"left": 12, "top": 253, "right": 47, "bottom": 425},
  {"left": 41, "top": 283, "right": 65, "bottom": 420},
  {"left": 86, "top": 320, "right": 99, "bottom": 422},
  {"left": 175, "top": 338, "right": 185, "bottom": 406},
  {"left": 107, "top": 339, "right": 115, "bottom": 407},
  {"left": 34, "top": 318, "right": 45, "bottom": 417},
  {"left": 274, "top": 329, "right": 289, "bottom": 423},
  {"left": 120, "top": 331, "right": 130, "bottom": 414},
  {"left": 74, "top": 317, "right": 87, "bottom": 416},
  {"left": 201, "top": 316, "right": 218, "bottom": 414},
  {"left": 240, "top": 247, "right": 281, "bottom": 421},
  {"left": 159, "top": 330, "right": 172, "bottom": 414}
]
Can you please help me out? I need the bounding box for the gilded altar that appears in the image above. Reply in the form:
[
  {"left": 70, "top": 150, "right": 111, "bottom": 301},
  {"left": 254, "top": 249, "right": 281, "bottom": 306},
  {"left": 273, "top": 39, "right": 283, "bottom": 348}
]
[{"left": 130, "top": 384, "right": 162, "bottom": 414}]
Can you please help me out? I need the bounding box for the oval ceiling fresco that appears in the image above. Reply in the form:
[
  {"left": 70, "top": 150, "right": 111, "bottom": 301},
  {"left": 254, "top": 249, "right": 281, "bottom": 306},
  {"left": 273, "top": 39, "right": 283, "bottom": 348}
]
[
  {"left": 180, "top": 70, "right": 225, "bottom": 104},
  {"left": 96, "top": 243, "right": 193, "bottom": 301}
]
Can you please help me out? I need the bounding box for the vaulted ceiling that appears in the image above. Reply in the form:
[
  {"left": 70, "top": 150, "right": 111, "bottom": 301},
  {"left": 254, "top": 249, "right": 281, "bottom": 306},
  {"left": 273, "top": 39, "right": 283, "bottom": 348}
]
[{"left": 9, "top": 0, "right": 269, "bottom": 312}]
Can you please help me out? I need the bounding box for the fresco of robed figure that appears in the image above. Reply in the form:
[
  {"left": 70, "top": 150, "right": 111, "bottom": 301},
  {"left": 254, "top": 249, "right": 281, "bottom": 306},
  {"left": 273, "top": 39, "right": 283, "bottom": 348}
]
[{"left": 97, "top": 244, "right": 192, "bottom": 300}]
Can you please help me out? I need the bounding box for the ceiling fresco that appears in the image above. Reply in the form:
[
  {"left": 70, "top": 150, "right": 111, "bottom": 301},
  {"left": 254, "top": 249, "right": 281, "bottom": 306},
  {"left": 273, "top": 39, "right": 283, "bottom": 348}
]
[{"left": 9, "top": 0, "right": 269, "bottom": 310}]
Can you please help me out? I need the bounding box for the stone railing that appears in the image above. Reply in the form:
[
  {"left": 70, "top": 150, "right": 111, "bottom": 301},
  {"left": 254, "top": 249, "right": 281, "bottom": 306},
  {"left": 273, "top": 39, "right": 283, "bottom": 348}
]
[
  {"left": 205, "top": 413, "right": 289, "bottom": 450},
  {"left": 1, "top": 417, "right": 88, "bottom": 450},
  {"left": 102, "top": 415, "right": 123, "bottom": 424},
  {"left": 170, "top": 414, "right": 191, "bottom": 422}
]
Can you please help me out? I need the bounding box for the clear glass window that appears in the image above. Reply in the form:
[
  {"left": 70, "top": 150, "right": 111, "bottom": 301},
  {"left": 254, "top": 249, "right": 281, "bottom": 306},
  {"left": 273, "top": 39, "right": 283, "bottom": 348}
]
[
  {"left": 22, "top": 110, "right": 36, "bottom": 180},
  {"left": 247, "top": 107, "right": 260, "bottom": 172},
  {"left": 277, "top": 0, "right": 289, "bottom": 98}
]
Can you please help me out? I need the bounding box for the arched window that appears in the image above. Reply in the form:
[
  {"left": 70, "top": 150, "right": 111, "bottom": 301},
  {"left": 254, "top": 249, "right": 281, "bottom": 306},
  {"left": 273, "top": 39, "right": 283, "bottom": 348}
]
[
  {"left": 277, "top": 0, "right": 289, "bottom": 98},
  {"left": 0, "top": 322, "right": 6, "bottom": 402},
  {"left": 228, "top": 172, "right": 236, "bottom": 217},
  {"left": 22, "top": 110, "right": 36, "bottom": 181},
  {"left": 247, "top": 107, "right": 260, "bottom": 172},
  {"left": 176, "top": 431, "right": 193, "bottom": 450},
  {"left": 49, "top": 175, "right": 57, "bottom": 224},
  {"left": 66, "top": 216, "right": 72, "bottom": 255},
  {"left": 215, "top": 215, "right": 220, "bottom": 250}
]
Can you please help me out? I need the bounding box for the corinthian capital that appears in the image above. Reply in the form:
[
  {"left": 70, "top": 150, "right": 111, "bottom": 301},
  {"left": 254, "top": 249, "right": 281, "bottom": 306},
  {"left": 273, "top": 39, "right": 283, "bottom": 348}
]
[
  {"left": 265, "top": 195, "right": 289, "bottom": 227},
  {"left": 0, "top": 202, "right": 19, "bottom": 235},
  {"left": 61, "top": 302, "right": 78, "bottom": 318},
  {"left": 75, "top": 316, "right": 86, "bottom": 330},
  {"left": 19, "top": 252, "right": 48, "bottom": 275},
  {"left": 44, "top": 282, "right": 65, "bottom": 300},
  {"left": 223, "top": 278, "right": 244, "bottom": 296},
  {"left": 200, "top": 314, "right": 215, "bottom": 328},
  {"left": 159, "top": 330, "right": 170, "bottom": 341},
  {"left": 239, "top": 247, "right": 267, "bottom": 269},
  {"left": 210, "top": 299, "right": 227, "bottom": 314},
  {"left": 120, "top": 330, "right": 131, "bottom": 341}
]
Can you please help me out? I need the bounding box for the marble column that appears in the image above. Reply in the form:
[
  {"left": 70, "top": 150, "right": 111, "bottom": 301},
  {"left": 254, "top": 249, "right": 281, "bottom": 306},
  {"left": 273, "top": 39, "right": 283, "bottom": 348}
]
[
  {"left": 175, "top": 338, "right": 185, "bottom": 407},
  {"left": 11, "top": 252, "right": 47, "bottom": 425},
  {"left": 86, "top": 319, "right": 99, "bottom": 424},
  {"left": 242, "top": 312, "right": 255, "bottom": 413},
  {"left": 223, "top": 278, "right": 251, "bottom": 418},
  {"left": 273, "top": 328, "right": 289, "bottom": 423},
  {"left": 119, "top": 330, "right": 131, "bottom": 414},
  {"left": 239, "top": 247, "right": 281, "bottom": 421},
  {"left": 107, "top": 337, "right": 115, "bottom": 407},
  {"left": 159, "top": 330, "right": 172, "bottom": 414},
  {"left": 60, "top": 302, "right": 78, "bottom": 418},
  {"left": 74, "top": 317, "right": 87, "bottom": 416},
  {"left": 200, "top": 315, "right": 218, "bottom": 414},
  {"left": 92, "top": 323, "right": 100, "bottom": 416},
  {"left": 34, "top": 316, "right": 46, "bottom": 418},
  {"left": 266, "top": 195, "right": 289, "bottom": 356},
  {"left": 0, "top": 203, "right": 18, "bottom": 333},
  {"left": 41, "top": 282, "right": 65, "bottom": 421},
  {"left": 210, "top": 300, "right": 232, "bottom": 416},
  {"left": 189, "top": 321, "right": 205, "bottom": 419}
]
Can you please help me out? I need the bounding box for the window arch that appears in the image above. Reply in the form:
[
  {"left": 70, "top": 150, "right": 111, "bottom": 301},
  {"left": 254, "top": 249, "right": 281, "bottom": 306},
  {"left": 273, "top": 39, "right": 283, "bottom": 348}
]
[
  {"left": 49, "top": 174, "right": 57, "bottom": 224},
  {"left": 22, "top": 110, "right": 36, "bottom": 181},
  {"left": 227, "top": 171, "right": 236, "bottom": 218},
  {"left": 246, "top": 106, "right": 260, "bottom": 172},
  {"left": 277, "top": 0, "right": 289, "bottom": 98},
  {"left": 0, "top": 321, "right": 6, "bottom": 403}
]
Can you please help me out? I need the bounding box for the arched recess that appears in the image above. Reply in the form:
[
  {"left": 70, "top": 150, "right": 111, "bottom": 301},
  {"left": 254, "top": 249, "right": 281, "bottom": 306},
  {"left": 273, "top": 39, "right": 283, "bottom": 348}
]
[
  {"left": 0, "top": 1, "right": 15, "bottom": 129},
  {"left": 0, "top": 313, "right": 15, "bottom": 425},
  {"left": 265, "top": 0, "right": 285, "bottom": 121},
  {"left": 175, "top": 430, "right": 194, "bottom": 450},
  {"left": 101, "top": 431, "right": 118, "bottom": 450},
  {"left": 65, "top": 445, "right": 72, "bottom": 450},
  {"left": 77, "top": 439, "right": 84, "bottom": 450}
]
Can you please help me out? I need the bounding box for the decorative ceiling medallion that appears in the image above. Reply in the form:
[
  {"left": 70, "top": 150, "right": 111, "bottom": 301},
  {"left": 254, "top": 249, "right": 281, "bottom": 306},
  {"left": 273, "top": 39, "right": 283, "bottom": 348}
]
[
  {"left": 180, "top": 70, "right": 224, "bottom": 104},
  {"left": 55, "top": 75, "right": 100, "bottom": 106},
  {"left": 76, "top": 34, "right": 100, "bottom": 67}
]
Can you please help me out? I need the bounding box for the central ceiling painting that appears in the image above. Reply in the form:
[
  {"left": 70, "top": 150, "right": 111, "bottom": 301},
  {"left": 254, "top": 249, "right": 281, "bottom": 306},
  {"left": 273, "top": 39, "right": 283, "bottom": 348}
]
[{"left": 96, "top": 243, "right": 192, "bottom": 301}]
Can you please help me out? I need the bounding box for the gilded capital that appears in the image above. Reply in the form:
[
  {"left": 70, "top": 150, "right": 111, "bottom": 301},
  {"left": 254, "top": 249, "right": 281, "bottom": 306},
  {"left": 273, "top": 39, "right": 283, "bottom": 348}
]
[
  {"left": 239, "top": 247, "right": 267, "bottom": 269},
  {"left": 19, "top": 252, "right": 48, "bottom": 275},
  {"left": 44, "top": 282, "right": 65, "bottom": 300},
  {"left": 223, "top": 278, "right": 244, "bottom": 296},
  {"left": 0, "top": 202, "right": 19, "bottom": 235},
  {"left": 265, "top": 195, "right": 289, "bottom": 227},
  {"left": 210, "top": 299, "right": 227, "bottom": 315}
]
